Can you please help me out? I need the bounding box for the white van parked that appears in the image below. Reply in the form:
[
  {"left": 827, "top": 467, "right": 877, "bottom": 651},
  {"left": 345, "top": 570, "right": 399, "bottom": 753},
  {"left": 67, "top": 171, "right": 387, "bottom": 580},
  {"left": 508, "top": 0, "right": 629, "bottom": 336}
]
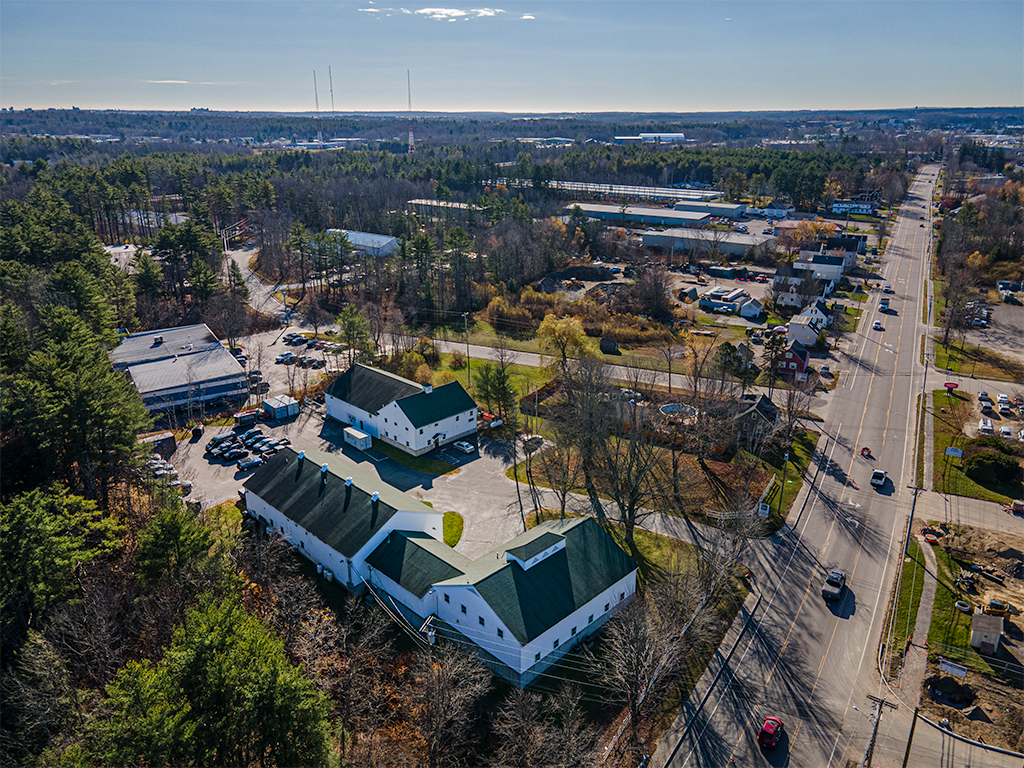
[{"left": 979, "top": 418, "right": 994, "bottom": 435}]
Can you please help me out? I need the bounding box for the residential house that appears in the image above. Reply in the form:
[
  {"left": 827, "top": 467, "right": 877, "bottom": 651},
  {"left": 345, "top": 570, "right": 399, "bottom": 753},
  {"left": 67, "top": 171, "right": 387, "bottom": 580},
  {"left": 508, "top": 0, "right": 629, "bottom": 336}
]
[
  {"left": 764, "top": 201, "right": 796, "bottom": 219},
  {"left": 325, "top": 364, "right": 478, "bottom": 456},
  {"left": 773, "top": 265, "right": 834, "bottom": 310},
  {"left": 797, "top": 299, "right": 835, "bottom": 328},
  {"left": 793, "top": 251, "right": 846, "bottom": 283},
  {"left": 734, "top": 393, "right": 779, "bottom": 443},
  {"left": 779, "top": 341, "right": 810, "bottom": 376},
  {"left": 735, "top": 343, "right": 755, "bottom": 370},
  {"left": 786, "top": 317, "right": 822, "bottom": 348},
  {"left": 738, "top": 298, "right": 763, "bottom": 319},
  {"left": 368, "top": 517, "right": 638, "bottom": 688},
  {"left": 699, "top": 287, "right": 761, "bottom": 318},
  {"left": 243, "top": 447, "right": 445, "bottom": 592}
]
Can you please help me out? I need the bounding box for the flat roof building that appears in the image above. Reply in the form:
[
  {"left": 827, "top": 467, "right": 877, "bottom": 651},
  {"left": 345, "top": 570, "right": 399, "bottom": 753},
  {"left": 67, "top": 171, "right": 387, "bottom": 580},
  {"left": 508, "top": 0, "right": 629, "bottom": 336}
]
[
  {"left": 110, "top": 324, "right": 247, "bottom": 413},
  {"left": 567, "top": 203, "right": 710, "bottom": 228},
  {"left": 672, "top": 201, "right": 747, "bottom": 219},
  {"left": 326, "top": 229, "right": 398, "bottom": 257},
  {"left": 641, "top": 228, "right": 776, "bottom": 256}
]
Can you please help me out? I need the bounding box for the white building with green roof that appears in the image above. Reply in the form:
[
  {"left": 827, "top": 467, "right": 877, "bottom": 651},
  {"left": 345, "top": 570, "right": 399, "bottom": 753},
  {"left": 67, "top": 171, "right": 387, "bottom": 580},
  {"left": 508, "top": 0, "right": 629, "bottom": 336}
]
[
  {"left": 366, "top": 517, "right": 638, "bottom": 688},
  {"left": 325, "top": 364, "right": 478, "bottom": 456}
]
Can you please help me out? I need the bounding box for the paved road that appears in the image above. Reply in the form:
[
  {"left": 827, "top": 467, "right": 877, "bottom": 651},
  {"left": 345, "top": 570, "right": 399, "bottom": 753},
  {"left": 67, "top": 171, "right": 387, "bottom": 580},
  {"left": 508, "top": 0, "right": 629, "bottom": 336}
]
[
  {"left": 225, "top": 246, "right": 305, "bottom": 324},
  {"left": 652, "top": 166, "right": 984, "bottom": 768}
]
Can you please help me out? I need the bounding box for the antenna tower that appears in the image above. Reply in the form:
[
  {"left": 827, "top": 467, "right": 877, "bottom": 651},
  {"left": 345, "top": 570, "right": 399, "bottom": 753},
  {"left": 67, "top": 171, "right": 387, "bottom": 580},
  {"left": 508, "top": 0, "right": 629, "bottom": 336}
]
[
  {"left": 407, "top": 69, "right": 414, "bottom": 154},
  {"left": 328, "top": 65, "right": 335, "bottom": 114},
  {"left": 313, "top": 70, "right": 323, "bottom": 148}
]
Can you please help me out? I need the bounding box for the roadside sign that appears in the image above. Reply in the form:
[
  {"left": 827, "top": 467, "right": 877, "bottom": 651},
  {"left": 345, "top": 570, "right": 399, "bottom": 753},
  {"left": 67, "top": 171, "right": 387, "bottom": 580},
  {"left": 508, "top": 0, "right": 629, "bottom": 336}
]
[
  {"left": 939, "top": 658, "right": 968, "bottom": 679},
  {"left": 944, "top": 382, "right": 958, "bottom": 390},
  {"left": 945, "top": 447, "right": 964, "bottom": 459}
]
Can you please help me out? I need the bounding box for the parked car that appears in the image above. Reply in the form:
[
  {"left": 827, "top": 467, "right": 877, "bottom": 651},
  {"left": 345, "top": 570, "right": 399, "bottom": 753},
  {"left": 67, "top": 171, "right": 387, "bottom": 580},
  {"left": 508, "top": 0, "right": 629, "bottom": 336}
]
[
  {"left": 1000, "top": 426, "right": 1013, "bottom": 439},
  {"left": 222, "top": 448, "right": 248, "bottom": 462},
  {"left": 997, "top": 393, "right": 1010, "bottom": 405},
  {"left": 870, "top": 469, "right": 887, "bottom": 488},
  {"left": 276, "top": 352, "right": 295, "bottom": 364},
  {"left": 237, "top": 456, "right": 264, "bottom": 471},
  {"left": 250, "top": 381, "right": 270, "bottom": 395},
  {"left": 872, "top": 320, "right": 883, "bottom": 331},
  {"left": 758, "top": 716, "right": 784, "bottom": 748},
  {"left": 453, "top": 441, "right": 475, "bottom": 454}
]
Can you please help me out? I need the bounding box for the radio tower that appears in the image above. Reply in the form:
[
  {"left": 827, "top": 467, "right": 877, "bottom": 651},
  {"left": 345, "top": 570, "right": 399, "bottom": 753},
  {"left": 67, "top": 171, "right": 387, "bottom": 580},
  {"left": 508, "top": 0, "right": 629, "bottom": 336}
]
[
  {"left": 407, "top": 69, "right": 415, "bottom": 154},
  {"left": 328, "top": 66, "right": 335, "bottom": 114},
  {"left": 313, "top": 70, "right": 323, "bottom": 148}
]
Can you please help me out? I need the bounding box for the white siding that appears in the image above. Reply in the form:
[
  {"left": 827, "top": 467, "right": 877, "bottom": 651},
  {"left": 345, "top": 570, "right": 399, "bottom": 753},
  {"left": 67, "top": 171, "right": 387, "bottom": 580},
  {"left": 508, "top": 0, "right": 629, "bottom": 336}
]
[
  {"left": 379, "top": 401, "right": 478, "bottom": 455},
  {"left": 434, "top": 584, "right": 522, "bottom": 673},
  {"left": 325, "top": 394, "right": 379, "bottom": 436}
]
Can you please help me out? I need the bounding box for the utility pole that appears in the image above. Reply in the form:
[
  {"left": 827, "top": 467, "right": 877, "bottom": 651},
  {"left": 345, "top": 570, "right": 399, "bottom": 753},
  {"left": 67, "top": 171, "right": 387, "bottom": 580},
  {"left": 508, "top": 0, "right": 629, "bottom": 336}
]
[
  {"left": 862, "top": 694, "right": 898, "bottom": 768},
  {"left": 462, "top": 312, "right": 471, "bottom": 391},
  {"left": 775, "top": 452, "right": 789, "bottom": 519},
  {"left": 900, "top": 706, "right": 919, "bottom": 768}
]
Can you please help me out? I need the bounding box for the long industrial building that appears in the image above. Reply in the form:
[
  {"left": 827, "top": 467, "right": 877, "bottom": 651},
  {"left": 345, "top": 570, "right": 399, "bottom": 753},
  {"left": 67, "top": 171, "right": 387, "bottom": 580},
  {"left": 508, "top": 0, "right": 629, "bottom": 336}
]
[
  {"left": 566, "top": 202, "right": 710, "bottom": 228},
  {"left": 672, "top": 201, "right": 748, "bottom": 219},
  {"left": 641, "top": 228, "right": 776, "bottom": 257}
]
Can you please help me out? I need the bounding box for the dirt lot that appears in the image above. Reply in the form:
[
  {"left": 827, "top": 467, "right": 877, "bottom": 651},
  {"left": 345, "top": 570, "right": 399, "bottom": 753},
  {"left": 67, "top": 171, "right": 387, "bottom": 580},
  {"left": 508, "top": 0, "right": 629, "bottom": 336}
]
[{"left": 917, "top": 523, "right": 1024, "bottom": 751}]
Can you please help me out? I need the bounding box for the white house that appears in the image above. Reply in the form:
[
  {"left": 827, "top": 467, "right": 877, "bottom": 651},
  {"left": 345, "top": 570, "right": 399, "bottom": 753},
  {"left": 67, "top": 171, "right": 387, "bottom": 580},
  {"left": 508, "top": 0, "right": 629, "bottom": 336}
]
[
  {"left": 365, "top": 517, "right": 638, "bottom": 688},
  {"left": 738, "top": 298, "right": 763, "bottom": 319},
  {"left": 243, "top": 447, "right": 445, "bottom": 592},
  {"left": 325, "top": 364, "right": 478, "bottom": 456},
  {"left": 773, "top": 266, "right": 834, "bottom": 309},
  {"left": 787, "top": 316, "right": 822, "bottom": 347},
  {"left": 764, "top": 201, "right": 795, "bottom": 219},
  {"left": 797, "top": 299, "right": 835, "bottom": 327},
  {"left": 793, "top": 253, "right": 846, "bottom": 283}
]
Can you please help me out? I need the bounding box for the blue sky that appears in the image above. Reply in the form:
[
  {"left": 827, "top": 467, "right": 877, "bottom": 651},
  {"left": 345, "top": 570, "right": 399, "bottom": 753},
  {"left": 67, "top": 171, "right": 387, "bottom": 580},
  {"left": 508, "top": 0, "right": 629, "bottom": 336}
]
[{"left": 2, "top": 1, "right": 1021, "bottom": 113}]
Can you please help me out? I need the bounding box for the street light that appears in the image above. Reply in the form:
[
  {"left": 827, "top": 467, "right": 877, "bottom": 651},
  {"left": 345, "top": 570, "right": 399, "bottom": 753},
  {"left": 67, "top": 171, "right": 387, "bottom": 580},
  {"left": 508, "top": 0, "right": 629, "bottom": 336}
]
[
  {"left": 776, "top": 451, "right": 790, "bottom": 518},
  {"left": 462, "top": 312, "right": 471, "bottom": 391}
]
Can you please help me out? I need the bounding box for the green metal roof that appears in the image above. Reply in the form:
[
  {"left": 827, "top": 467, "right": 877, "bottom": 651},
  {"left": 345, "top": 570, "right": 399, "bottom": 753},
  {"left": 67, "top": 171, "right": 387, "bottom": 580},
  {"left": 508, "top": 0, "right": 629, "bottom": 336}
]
[
  {"left": 365, "top": 531, "right": 471, "bottom": 599},
  {"left": 394, "top": 381, "right": 477, "bottom": 429},
  {"left": 243, "top": 447, "right": 437, "bottom": 558},
  {"left": 505, "top": 531, "right": 563, "bottom": 561},
  {"left": 436, "top": 518, "right": 637, "bottom": 645}
]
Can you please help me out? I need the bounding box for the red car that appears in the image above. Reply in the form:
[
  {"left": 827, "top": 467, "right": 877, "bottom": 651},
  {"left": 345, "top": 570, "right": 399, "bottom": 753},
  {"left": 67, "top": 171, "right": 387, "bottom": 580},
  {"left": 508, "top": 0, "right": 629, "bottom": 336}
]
[{"left": 757, "top": 715, "right": 784, "bottom": 748}]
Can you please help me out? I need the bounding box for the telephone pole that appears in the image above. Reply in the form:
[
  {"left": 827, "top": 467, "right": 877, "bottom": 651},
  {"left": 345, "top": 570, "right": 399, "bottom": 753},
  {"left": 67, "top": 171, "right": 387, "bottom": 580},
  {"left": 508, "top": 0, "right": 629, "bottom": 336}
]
[{"left": 862, "top": 694, "right": 898, "bottom": 768}]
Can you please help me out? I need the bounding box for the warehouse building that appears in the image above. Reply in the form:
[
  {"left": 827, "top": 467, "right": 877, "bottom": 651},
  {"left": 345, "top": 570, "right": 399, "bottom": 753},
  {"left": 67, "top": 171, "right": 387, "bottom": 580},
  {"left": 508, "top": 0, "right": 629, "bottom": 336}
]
[
  {"left": 672, "top": 201, "right": 748, "bottom": 219},
  {"left": 566, "top": 203, "right": 709, "bottom": 228},
  {"left": 641, "top": 228, "right": 776, "bottom": 257},
  {"left": 110, "top": 324, "right": 247, "bottom": 413},
  {"left": 326, "top": 229, "right": 398, "bottom": 257}
]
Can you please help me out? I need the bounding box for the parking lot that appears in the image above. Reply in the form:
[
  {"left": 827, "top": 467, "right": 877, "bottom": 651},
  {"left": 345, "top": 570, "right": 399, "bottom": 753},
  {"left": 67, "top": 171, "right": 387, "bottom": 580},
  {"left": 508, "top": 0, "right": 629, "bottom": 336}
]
[
  {"left": 230, "top": 327, "right": 347, "bottom": 407},
  {"left": 169, "top": 396, "right": 533, "bottom": 558}
]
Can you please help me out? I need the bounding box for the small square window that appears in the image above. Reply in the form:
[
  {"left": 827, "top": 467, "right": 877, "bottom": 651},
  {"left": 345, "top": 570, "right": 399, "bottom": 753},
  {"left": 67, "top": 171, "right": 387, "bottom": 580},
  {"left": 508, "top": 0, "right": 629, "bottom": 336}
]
[
  {"left": 535, "top": 652, "right": 541, "bottom": 662},
  {"left": 419, "top": 428, "right": 423, "bottom": 434},
  {"left": 478, "top": 616, "right": 485, "bottom": 627},
  {"left": 571, "top": 626, "right": 577, "bottom": 636},
  {"left": 444, "top": 594, "right": 449, "bottom": 603},
  {"left": 497, "top": 628, "right": 504, "bottom": 639},
  {"left": 553, "top": 638, "right": 559, "bottom": 649},
  {"left": 588, "top": 614, "right": 594, "bottom": 624},
  {"left": 456, "top": 415, "right": 459, "bottom": 421},
  {"left": 620, "top": 593, "right": 625, "bottom": 601},
  {"left": 461, "top": 605, "right": 466, "bottom": 614},
  {"left": 605, "top": 603, "right": 610, "bottom": 612}
]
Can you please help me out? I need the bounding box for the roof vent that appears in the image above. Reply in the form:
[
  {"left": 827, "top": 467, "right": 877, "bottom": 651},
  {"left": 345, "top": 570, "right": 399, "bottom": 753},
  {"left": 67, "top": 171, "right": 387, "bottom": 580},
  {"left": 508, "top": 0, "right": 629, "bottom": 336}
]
[
  {"left": 153, "top": 335, "right": 163, "bottom": 344},
  {"left": 422, "top": 384, "right": 433, "bottom": 394},
  {"left": 345, "top": 477, "right": 353, "bottom": 486},
  {"left": 371, "top": 492, "right": 379, "bottom": 502},
  {"left": 297, "top": 450, "right": 306, "bottom": 460},
  {"left": 320, "top": 463, "right": 329, "bottom": 474}
]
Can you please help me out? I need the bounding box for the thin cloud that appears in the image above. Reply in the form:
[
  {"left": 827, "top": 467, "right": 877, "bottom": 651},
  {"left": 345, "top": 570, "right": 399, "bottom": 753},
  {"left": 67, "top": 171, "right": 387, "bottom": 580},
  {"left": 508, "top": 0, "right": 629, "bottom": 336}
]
[
  {"left": 148, "top": 80, "right": 188, "bottom": 84},
  {"left": 415, "top": 7, "right": 505, "bottom": 21},
  {"left": 521, "top": 14, "right": 534, "bottom": 19}
]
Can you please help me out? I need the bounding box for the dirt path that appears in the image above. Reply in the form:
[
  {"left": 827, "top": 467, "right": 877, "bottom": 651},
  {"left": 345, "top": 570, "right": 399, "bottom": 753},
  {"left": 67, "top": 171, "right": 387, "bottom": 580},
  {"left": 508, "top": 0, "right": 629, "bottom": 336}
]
[{"left": 897, "top": 533, "right": 940, "bottom": 706}]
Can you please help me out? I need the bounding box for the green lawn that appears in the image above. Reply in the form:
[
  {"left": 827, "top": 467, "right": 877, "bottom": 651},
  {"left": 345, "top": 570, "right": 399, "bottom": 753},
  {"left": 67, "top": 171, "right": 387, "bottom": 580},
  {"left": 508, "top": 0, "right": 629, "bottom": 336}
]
[
  {"left": 371, "top": 438, "right": 458, "bottom": 476},
  {"left": 931, "top": 390, "right": 1018, "bottom": 504},
  {"left": 437, "top": 352, "right": 548, "bottom": 401},
  {"left": 443, "top": 511, "right": 464, "bottom": 547},
  {"left": 931, "top": 339, "right": 1023, "bottom": 382},
  {"left": 200, "top": 499, "right": 244, "bottom": 551},
  {"left": 747, "top": 429, "right": 821, "bottom": 528},
  {"left": 889, "top": 538, "right": 926, "bottom": 672}
]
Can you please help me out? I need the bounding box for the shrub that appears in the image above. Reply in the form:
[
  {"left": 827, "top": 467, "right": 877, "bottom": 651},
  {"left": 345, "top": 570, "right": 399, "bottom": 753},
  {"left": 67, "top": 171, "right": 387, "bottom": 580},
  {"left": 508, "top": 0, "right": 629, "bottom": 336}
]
[
  {"left": 450, "top": 349, "right": 467, "bottom": 369},
  {"left": 400, "top": 351, "right": 426, "bottom": 380},
  {"left": 413, "top": 364, "right": 433, "bottom": 385},
  {"left": 434, "top": 370, "right": 456, "bottom": 385},
  {"left": 963, "top": 450, "right": 1021, "bottom": 486},
  {"left": 486, "top": 296, "right": 536, "bottom": 334}
]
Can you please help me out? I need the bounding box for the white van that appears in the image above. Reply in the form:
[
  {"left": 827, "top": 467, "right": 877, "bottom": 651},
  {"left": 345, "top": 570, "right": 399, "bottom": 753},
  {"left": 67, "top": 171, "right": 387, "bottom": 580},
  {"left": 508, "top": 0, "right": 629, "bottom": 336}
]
[{"left": 979, "top": 418, "right": 994, "bottom": 435}]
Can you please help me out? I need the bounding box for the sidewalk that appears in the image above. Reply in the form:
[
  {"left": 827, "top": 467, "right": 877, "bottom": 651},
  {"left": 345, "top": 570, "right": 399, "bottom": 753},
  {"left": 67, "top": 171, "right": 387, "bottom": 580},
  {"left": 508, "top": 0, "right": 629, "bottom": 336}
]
[{"left": 893, "top": 532, "right": 939, "bottom": 708}]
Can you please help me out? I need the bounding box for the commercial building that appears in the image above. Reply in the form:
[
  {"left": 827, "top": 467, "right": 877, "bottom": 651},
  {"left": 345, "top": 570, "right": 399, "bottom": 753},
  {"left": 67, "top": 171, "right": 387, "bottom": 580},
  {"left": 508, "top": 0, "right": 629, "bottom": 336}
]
[
  {"left": 672, "top": 201, "right": 747, "bottom": 219},
  {"left": 325, "top": 364, "right": 478, "bottom": 456},
  {"left": 244, "top": 447, "right": 639, "bottom": 687},
  {"left": 109, "top": 324, "right": 246, "bottom": 413},
  {"left": 326, "top": 229, "right": 398, "bottom": 257},
  {"left": 567, "top": 203, "right": 709, "bottom": 228},
  {"left": 613, "top": 132, "right": 687, "bottom": 144},
  {"left": 641, "top": 228, "right": 775, "bottom": 257}
]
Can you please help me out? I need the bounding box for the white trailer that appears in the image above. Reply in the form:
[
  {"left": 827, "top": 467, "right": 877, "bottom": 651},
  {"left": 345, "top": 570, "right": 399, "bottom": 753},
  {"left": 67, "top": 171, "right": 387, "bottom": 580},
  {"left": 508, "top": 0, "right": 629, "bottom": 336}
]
[{"left": 344, "top": 427, "right": 372, "bottom": 451}]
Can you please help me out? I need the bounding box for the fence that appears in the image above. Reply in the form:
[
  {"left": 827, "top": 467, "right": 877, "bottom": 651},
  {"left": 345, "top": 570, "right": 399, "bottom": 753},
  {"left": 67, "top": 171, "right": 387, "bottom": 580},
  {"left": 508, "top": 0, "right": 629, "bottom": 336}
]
[{"left": 705, "top": 476, "right": 776, "bottom": 521}]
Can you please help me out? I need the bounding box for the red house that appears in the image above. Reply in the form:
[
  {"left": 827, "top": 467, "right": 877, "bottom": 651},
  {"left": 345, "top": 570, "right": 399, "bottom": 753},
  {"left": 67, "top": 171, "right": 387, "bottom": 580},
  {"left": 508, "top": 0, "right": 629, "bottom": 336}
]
[{"left": 777, "top": 341, "right": 809, "bottom": 376}]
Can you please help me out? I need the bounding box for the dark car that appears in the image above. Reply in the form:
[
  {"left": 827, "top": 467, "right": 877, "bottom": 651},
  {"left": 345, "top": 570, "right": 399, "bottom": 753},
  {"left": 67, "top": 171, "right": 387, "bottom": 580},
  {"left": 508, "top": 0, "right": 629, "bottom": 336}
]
[
  {"left": 237, "top": 456, "right": 264, "bottom": 471},
  {"left": 822, "top": 569, "right": 847, "bottom": 601},
  {"left": 221, "top": 448, "right": 248, "bottom": 462},
  {"left": 757, "top": 715, "right": 784, "bottom": 748}
]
